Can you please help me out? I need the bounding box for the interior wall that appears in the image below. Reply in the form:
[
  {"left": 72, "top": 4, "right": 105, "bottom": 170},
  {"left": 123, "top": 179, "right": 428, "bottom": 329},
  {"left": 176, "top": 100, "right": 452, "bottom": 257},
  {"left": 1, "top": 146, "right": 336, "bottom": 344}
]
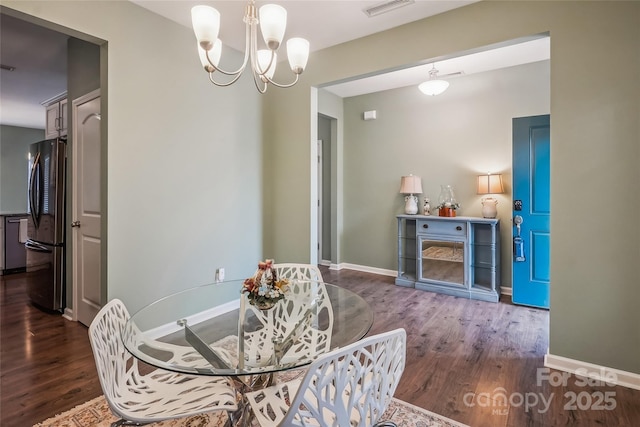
[
  {"left": 3, "top": 0, "right": 264, "bottom": 313},
  {"left": 342, "top": 60, "right": 550, "bottom": 286},
  {"left": 263, "top": 1, "right": 640, "bottom": 375},
  {"left": 0, "top": 125, "right": 43, "bottom": 214}
]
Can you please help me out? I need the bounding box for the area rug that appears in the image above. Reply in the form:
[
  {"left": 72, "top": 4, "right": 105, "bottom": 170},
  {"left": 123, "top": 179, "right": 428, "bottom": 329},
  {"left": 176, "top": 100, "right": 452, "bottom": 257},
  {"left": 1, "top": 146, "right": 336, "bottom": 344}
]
[{"left": 33, "top": 395, "right": 468, "bottom": 427}]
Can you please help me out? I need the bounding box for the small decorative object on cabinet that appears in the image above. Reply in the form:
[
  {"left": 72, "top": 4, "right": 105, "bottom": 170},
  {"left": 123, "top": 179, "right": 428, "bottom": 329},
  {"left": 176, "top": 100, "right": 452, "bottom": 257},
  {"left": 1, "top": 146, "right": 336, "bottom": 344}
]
[
  {"left": 422, "top": 198, "right": 431, "bottom": 216},
  {"left": 395, "top": 214, "right": 500, "bottom": 302},
  {"left": 477, "top": 173, "right": 505, "bottom": 218},
  {"left": 399, "top": 175, "right": 423, "bottom": 215},
  {"left": 43, "top": 92, "right": 68, "bottom": 139}
]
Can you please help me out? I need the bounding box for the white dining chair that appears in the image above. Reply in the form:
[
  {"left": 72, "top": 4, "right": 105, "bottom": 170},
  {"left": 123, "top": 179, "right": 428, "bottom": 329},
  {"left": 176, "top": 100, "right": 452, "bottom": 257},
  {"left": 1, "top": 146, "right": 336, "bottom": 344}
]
[
  {"left": 243, "top": 263, "right": 333, "bottom": 367},
  {"left": 88, "top": 299, "right": 238, "bottom": 427},
  {"left": 245, "top": 328, "right": 407, "bottom": 427},
  {"left": 273, "top": 263, "right": 324, "bottom": 283}
]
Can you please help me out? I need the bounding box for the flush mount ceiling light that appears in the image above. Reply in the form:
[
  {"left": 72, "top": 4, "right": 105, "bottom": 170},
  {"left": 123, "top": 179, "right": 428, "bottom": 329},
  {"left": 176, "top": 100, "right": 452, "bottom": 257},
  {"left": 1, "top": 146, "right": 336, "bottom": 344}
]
[
  {"left": 191, "top": 0, "right": 310, "bottom": 93},
  {"left": 418, "top": 64, "right": 450, "bottom": 96}
]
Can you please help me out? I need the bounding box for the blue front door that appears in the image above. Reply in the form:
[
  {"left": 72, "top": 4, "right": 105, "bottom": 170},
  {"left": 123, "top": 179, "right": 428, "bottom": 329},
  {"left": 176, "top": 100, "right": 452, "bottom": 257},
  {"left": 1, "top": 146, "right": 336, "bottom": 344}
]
[{"left": 512, "top": 115, "right": 550, "bottom": 308}]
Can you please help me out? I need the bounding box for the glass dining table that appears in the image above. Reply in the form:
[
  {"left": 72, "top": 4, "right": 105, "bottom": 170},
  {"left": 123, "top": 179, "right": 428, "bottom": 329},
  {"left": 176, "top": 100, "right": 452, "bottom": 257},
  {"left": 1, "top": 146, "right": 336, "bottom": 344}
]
[{"left": 121, "top": 278, "right": 373, "bottom": 426}]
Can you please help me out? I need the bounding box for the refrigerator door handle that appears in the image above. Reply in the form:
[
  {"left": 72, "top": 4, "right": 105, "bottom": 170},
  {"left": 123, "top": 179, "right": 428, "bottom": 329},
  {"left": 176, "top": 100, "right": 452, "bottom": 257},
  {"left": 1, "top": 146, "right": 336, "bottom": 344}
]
[
  {"left": 25, "top": 239, "right": 52, "bottom": 253},
  {"left": 29, "top": 151, "right": 42, "bottom": 228}
]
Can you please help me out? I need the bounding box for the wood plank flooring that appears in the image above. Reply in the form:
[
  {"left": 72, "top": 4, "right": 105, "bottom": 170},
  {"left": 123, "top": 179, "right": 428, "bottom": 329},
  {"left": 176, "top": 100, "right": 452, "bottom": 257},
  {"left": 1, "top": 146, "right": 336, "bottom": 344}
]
[{"left": 2, "top": 268, "right": 639, "bottom": 426}]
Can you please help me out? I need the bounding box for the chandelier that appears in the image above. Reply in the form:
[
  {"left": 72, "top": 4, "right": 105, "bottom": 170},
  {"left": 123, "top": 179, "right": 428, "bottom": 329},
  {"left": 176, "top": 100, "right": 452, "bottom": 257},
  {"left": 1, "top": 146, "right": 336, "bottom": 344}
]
[
  {"left": 418, "top": 64, "right": 450, "bottom": 96},
  {"left": 191, "top": 1, "right": 310, "bottom": 93}
]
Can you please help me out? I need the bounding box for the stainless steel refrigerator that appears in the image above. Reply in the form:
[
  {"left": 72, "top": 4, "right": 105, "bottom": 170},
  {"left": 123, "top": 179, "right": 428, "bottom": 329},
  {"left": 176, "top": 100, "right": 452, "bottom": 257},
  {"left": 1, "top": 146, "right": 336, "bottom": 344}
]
[{"left": 25, "top": 137, "right": 66, "bottom": 311}]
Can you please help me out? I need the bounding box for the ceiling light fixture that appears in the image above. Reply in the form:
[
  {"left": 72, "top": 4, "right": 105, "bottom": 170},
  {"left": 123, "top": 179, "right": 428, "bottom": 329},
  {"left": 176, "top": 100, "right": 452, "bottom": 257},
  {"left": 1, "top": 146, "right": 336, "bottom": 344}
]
[
  {"left": 418, "top": 64, "right": 450, "bottom": 96},
  {"left": 191, "top": 1, "right": 310, "bottom": 94}
]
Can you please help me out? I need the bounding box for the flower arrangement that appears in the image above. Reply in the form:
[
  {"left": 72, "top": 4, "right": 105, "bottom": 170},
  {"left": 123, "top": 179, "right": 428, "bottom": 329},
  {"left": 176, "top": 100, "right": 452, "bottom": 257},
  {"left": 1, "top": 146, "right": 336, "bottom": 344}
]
[
  {"left": 242, "top": 259, "right": 289, "bottom": 309},
  {"left": 436, "top": 202, "right": 460, "bottom": 217}
]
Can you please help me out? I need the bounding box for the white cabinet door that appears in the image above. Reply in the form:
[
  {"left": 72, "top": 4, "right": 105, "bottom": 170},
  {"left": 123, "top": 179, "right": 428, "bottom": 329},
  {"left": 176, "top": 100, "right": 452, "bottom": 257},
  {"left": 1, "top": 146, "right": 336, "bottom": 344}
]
[
  {"left": 59, "top": 98, "right": 68, "bottom": 136},
  {"left": 45, "top": 103, "right": 60, "bottom": 139},
  {"left": 44, "top": 99, "right": 68, "bottom": 138}
]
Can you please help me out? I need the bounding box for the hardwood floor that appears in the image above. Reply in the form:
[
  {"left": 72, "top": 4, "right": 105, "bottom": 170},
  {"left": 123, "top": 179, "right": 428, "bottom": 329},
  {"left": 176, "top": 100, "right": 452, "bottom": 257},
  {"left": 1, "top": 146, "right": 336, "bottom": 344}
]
[{"left": 2, "top": 268, "right": 639, "bottom": 426}]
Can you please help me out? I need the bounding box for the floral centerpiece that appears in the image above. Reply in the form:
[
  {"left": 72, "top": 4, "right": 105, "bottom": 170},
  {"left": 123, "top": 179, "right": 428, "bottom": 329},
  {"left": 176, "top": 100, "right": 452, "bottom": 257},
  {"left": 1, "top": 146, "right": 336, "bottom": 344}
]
[{"left": 242, "top": 259, "right": 290, "bottom": 310}]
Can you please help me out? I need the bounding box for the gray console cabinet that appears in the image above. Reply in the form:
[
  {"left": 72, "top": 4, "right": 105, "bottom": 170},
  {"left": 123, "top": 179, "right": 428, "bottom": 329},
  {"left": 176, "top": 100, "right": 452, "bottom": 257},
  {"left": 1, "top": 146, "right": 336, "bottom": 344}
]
[{"left": 396, "top": 215, "right": 500, "bottom": 302}]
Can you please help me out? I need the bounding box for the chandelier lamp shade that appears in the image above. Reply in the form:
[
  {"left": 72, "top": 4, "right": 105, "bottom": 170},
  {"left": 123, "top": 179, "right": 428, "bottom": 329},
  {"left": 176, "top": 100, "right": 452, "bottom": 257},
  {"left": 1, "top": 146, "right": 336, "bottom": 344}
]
[
  {"left": 477, "top": 173, "right": 505, "bottom": 218},
  {"left": 418, "top": 64, "right": 450, "bottom": 96},
  {"left": 399, "top": 174, "right": 423, "bottom": 215},
  {"left": 191, "top": 1, "right": 310, "bottom": 93}
]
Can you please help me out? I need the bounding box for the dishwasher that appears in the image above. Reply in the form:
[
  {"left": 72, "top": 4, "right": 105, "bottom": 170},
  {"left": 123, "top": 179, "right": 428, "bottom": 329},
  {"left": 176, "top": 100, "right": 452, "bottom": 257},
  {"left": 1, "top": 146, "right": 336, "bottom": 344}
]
[{"left": 4, "top": 215, "right": 28, "bottom": 273}]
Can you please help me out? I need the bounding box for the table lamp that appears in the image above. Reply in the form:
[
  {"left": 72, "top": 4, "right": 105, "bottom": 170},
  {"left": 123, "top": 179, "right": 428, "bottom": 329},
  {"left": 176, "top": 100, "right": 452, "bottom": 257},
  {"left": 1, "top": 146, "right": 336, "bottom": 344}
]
[
  {"left": 399, "top": 175, "right": 423, "bottom": 215},
  {"left": 477, "top": 173, "right": 504, "bottom": 218}
]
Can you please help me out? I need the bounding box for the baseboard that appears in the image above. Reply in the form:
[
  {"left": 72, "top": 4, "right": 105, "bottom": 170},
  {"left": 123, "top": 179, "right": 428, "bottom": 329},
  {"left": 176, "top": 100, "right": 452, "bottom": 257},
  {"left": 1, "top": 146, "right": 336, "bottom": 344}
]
[
  {"left": 328, "top": 262, "right": 397, "bottom": 277},
  {"left": 545, "top": 353, "right": 640, "bottom": 391},
  {"left": 146, "top": 300, "right": 240, "bottom": 340},
  {"left": 62, "top": 307, "right": 73, "bottom": 321},
  {"left": 500, "top": 286, "right": 512, "bottom": 296},
  {"left": 319, "top": 260, "right": 331, "bottom": 267}
]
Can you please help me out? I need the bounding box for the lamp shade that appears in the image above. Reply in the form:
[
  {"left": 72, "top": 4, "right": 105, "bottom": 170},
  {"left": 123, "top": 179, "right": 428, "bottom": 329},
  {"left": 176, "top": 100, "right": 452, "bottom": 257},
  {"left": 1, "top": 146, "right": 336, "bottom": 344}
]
[
  {"left": 287, "top": 38, "right": 310, "bottom": 74},
  {"left": 191, "top": 5, "right": 220, "bottom": 50},
  {"left": 477, "top": 173, "right": 504, "bottom": 195},
  {"left": 259, "top": 4, "right": 287, "bottom": 49},
  {"left": 399, "top": 175, "right": 423, "bottom": 194},
  {"left": 257, "top": 50, "right": 277, "bottom": 79}
]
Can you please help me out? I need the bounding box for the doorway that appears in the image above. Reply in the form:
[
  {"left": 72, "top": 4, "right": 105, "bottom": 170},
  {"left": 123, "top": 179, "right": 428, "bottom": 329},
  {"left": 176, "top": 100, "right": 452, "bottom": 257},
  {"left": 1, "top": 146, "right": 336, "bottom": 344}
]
[
  {"left": 1, "top": 10, "right": 106, "bottom": 319},
  {"left": 317, "top": 114, "right": 335, "bottom": 267}
]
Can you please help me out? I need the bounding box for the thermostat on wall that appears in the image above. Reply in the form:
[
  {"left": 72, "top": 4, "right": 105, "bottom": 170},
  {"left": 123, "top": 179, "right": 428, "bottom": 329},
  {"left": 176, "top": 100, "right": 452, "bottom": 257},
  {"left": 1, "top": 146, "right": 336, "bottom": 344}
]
[{"left": 363, "top": 110, "right": 377, "bottom": 120}]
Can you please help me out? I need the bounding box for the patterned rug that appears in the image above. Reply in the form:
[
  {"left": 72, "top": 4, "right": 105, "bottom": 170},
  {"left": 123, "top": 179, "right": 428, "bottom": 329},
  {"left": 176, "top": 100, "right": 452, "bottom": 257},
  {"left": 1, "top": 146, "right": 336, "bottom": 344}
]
[{"left": 33, "top": 395, "right": 468, "bottom": 427}]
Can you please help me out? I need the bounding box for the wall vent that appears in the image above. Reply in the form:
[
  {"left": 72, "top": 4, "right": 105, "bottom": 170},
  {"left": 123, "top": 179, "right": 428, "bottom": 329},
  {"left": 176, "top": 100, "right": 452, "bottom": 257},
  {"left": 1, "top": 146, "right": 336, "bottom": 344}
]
[{"left": 363, "top": 0, "right": 415, "bottom": 17}]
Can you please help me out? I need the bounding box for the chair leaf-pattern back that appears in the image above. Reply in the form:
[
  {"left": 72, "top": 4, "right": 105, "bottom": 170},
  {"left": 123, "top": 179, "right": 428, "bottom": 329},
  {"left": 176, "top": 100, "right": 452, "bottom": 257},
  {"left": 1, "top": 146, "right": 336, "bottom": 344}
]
[
  {"left": 88, "top": 299, "right": 237, "bottom": 424},
  {"left": 243, "top": 264, "right": 334, "bottom": 366},
  {"left": 248, "top": 328, "right": 407, "bottom": 427}
]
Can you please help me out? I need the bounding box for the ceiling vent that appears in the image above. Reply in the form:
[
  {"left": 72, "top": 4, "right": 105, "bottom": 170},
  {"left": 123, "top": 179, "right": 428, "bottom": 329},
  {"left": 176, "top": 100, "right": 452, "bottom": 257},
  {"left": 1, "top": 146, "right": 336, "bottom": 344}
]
[{"left": 363, "top": 0, "right": 415, "bottom": 17}]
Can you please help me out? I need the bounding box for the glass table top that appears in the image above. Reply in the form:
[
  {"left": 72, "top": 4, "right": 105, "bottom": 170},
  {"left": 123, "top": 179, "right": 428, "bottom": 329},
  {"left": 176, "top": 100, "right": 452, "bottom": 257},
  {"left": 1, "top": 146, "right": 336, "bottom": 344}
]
[{"left": 122, "top": 279, "right": 373, "bottom": 376}]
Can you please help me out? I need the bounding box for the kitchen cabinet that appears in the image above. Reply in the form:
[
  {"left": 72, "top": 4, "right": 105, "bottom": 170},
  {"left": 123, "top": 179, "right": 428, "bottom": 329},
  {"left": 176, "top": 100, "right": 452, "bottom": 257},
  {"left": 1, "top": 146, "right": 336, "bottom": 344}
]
[
  {"left": 45, "top": 94, "right": 68, "bottom": 139},
  {"left": 396, "top": 214, "right": 500, "bottom": 302}
]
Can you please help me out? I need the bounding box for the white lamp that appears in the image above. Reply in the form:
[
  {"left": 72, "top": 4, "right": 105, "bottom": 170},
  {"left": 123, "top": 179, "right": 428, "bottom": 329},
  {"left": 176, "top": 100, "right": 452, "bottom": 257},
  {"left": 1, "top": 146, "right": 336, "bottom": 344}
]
[
  {"left": 477, "top": 173, "right": 505, "bottom": 218},
  {"left": 400, "top": 175, "right": 423, "bottom": 215}
]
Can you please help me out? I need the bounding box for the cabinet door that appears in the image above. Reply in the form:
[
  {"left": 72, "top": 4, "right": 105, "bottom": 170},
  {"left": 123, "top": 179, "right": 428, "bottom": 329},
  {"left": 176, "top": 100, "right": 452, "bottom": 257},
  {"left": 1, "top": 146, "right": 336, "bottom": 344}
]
[
  {"left": 59, "top": 99, "right": 68, "bottom": 136},
  {"left": 45, "top": 103, "right": 60, "bottom": 139},
  {"left": 418, "top": 236, "right": 466, "bottom": 287}
]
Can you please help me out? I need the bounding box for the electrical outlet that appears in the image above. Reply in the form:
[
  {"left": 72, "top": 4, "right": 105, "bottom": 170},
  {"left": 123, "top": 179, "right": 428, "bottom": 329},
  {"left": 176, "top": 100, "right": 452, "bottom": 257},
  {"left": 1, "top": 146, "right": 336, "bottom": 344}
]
[{"left": 216, "top": 267, "right": 225, "bottom": 283}]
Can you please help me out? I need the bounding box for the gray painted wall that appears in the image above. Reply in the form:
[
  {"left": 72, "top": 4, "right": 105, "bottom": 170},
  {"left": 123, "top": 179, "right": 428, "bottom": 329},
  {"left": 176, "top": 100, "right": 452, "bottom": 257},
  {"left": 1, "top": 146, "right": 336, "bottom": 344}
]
[
  {"left": 0, "top": 125, "right": 43, "bottom": 214},
  {"left": 263, "top": 1, "right": 640, "bottom": 375},
  {"left": 342, "top": 60, "right": 550, "bottom": 286}
]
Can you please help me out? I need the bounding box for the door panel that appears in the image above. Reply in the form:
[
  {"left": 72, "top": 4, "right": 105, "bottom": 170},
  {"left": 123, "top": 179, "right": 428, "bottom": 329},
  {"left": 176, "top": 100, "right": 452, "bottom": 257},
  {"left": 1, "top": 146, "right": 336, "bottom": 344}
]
[
  {"left": 512, "top": 115, "right": 550, "bottom": 308},
  {"left": 72, "top": 90, "right": 102, "bottom": 326}
]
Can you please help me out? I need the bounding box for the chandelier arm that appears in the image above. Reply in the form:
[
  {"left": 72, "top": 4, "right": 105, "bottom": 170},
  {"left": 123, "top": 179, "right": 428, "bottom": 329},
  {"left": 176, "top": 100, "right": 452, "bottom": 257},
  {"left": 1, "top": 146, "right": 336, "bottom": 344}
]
[
  {"left": 207, "top": 71, "right": 245, "bottom": 87},
  {"left": 261, "top": 74, "right": 301, "bottom": 89},
  {"left": 204, "top": 20, "right": 251, "bottom": 77},
  {"left": 252, "top": 72, "right": 268, "bottom": 93}
]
